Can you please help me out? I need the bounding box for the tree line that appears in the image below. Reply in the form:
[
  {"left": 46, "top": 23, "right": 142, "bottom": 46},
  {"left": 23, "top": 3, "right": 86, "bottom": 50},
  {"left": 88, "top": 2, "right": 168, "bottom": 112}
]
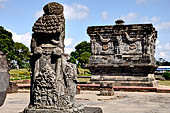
[{"left": 0, "top": 26, "right": 30, "bottom": 69}]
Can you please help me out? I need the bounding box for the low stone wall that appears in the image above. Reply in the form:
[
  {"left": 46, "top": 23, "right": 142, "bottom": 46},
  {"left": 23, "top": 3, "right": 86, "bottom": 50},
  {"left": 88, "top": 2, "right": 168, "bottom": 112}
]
[
  {"left": 7, "top": 82, "right": 18, "bottom": 93},
  {"left": 77, "top": 84, "right": 170, "bottom": 93}
]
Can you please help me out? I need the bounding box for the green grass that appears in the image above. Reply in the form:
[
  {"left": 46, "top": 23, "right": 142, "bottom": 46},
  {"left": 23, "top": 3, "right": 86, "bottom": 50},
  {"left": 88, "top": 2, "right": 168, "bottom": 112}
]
[
  {"left": 159, "top": 80, "right": 170, "bottom": 86},
  {"left": 9, "top": 69, "right": 31, "bottom": 81},
  {"left": 78, "top": 68, "right": 91, "bottom": 76},
  {"left": 77, "top": 78, "right": 90, "bottom": 82},
  {"left": 9, "top": 68, "right": 91, "bottom": 81}
]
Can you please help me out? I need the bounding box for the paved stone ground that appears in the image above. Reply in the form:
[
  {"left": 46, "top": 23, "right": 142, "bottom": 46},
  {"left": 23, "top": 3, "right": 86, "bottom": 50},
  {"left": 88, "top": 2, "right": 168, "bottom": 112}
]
[{"left": 0, "top": 91, "right": 170, "bottom": 113}]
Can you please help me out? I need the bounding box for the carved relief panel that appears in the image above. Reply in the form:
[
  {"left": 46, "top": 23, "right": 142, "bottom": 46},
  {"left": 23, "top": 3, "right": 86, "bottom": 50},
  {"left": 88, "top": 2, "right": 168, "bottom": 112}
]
[{"left": 87, "top": 23, "right": 157, "bottom": 65}]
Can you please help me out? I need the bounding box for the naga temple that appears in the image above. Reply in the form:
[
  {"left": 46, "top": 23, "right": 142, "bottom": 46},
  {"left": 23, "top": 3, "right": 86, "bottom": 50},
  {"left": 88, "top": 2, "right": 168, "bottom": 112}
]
[{"left": 87, "top": 20, "right": 158, "bottom": 87}]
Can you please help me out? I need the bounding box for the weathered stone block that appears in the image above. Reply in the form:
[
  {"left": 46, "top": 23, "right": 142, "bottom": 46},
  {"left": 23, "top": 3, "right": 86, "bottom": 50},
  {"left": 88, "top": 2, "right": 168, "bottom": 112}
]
[{"left": 84, "top": 107, "right": 103, "bottom": 113}]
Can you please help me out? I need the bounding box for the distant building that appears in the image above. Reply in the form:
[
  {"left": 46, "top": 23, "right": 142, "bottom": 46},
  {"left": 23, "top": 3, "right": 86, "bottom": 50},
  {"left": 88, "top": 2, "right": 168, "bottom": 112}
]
[
  {"left": 154, "top": 66, "right": 170, "bottom": 80},
  {"left": 156, "top": 66, "right": 170, "bottom": 73}
]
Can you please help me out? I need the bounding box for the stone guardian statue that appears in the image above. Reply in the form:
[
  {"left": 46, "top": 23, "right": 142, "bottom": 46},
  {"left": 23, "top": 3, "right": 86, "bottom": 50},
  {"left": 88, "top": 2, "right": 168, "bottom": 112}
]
[{"left": 23, "top": 2, "right": 84, "bottom": 113}]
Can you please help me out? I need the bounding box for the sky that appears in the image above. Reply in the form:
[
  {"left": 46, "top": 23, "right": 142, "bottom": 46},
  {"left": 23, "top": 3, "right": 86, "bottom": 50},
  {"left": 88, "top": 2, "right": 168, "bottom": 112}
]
[{"left": 0, "top": 0, "right": 170, "bottom": 61}]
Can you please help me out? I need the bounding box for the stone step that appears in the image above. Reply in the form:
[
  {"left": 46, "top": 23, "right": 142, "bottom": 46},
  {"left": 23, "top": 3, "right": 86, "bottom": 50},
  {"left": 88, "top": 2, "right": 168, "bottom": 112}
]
[
  {"left": 90, "top": 76, "right": 154, "bottom": 82},
  {"left": 90, "top": 81, "right": 158, "bottom": 87}
]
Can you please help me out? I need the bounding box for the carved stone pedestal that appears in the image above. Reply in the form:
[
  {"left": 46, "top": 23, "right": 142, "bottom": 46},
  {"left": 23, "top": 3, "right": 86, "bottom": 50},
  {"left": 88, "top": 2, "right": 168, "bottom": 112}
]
[
  {"left": 89, "top": 65, "right": 158, "bottom": 87},
  {"left": 23, "top": 106, "right": 85, "bottom": 113},
  {"left": 24, "top": 107, "right": 102, "bottom": 113}
]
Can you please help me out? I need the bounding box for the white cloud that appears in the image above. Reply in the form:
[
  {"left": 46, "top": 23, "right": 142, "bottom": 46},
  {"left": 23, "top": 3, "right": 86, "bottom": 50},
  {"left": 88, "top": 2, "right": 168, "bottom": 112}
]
[
  {"left": 157, "top": 45, "right": 162, "bottom": 49},
  {"left": 157, "top": 22, "right": 170, "bottom": 30},
  {"left": 140, "top": 16, "right": 170, "bottom": 31},
  {"left": 34, "top": 3, "right": 89, "bottom": 20},
  {"left": 64, "top": 38, "right": 72, "bottom": 47},
  {"left": 13, "top": 32, "right": 32, "bottom": 49},
  {"left": 156, "top": 40, "right": 163, "bottom": 49},
  {"left": 0, "top": 0, "right": 7, "bottom": 2},
  {"left": 0, "top": 5, "right": 4, "bottom": 8},
  {"left": 65, "top": 47, "right": 74, "bottom": 54},
  {"left": 141, "top": 16, "right": 160, "bottom": 24},
  {"left": 35, "top": 10, "right": 43, "bottom": 18},
  {"left": 155, "top": 41, "right": 170, "bottom": 60},
  {"left": 64, "top": 3, "right": 89, "bottom": 20},
  {"left": 101, "top": 11, "right": 108, "bottom": 20},
  {"left": 165, "top": 43, "right": 170, "bottom": 50},
  {"left": 64, "top": 37, "right": 75, "bottom": 54},
  {"left": 7, "top": 29, "right": 32, "bottom": 49},
  {"left": 136, "top": 0, "right": 147, "bottom": 4},
  {"left": 159, "top": 51, "right": 166, "bottom": 57},
  {"left": 156, "top": 40, "right": 159, "bottom": 45},
  {"left": 0, "top": 0, "right": 7, "bottom": 8},
  {"left": 120, "top": 12, "right": 137, "bottom": 22},
  {"left": 151, "top": 17, "right": 160, "bottom": 23}
]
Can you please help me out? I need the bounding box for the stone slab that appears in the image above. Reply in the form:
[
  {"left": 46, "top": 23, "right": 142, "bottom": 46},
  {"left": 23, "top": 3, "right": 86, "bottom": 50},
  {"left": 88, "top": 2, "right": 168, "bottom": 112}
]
[
  {"left": 84, "top": 107, "right": 103, "bottom": 113},
  {"left": 77, "top": 84, "right": 170, "bottom": 93},
  {"left": 23, "top": 107, "right": 102, "bottom": 113},
  {"left": 23, "top": 108, "right": 81, "bottom": 113}
]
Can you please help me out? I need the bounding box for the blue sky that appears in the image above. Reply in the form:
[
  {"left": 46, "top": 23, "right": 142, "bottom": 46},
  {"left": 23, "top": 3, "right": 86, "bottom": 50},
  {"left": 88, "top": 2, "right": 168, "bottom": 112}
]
[{"left": 0, "top": 0, "right": 170, "bottom": 61}]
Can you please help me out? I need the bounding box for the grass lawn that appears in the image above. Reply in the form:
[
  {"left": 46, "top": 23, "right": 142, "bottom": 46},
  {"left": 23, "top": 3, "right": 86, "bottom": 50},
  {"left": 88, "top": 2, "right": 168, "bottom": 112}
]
[
  {"left": 159, "top": 80, "right": 170, "bottom": 86},
  {"left": 77, "top": 68, "right": 91, "bottom": 76},
  {"left": 77, "top": 78, "right": 90, "bottom": 82},
  {"left": 9, "top": 69, "right": 31, "bottom": 81},
  {"left": 9, "top": 68, "right": 91, "bottom": 82}
]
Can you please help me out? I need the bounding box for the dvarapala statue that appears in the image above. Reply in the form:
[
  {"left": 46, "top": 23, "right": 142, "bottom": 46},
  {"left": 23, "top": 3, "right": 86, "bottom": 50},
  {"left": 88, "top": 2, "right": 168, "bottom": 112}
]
[{"left": 23, "top": 2, "right": 84, "bottom": 113}]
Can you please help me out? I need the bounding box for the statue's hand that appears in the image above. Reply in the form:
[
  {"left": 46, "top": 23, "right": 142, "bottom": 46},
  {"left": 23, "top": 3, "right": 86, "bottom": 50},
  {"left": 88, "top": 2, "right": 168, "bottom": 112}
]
[{"left": 51, "top": 39, "right": 59, "bottom": 45}]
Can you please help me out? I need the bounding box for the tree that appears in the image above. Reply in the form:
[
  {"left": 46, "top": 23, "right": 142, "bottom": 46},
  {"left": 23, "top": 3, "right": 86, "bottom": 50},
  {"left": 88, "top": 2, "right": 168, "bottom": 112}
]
[
  {"left": 14, "top": 42, "right": 30, "bottom": 69},
  {"left": 0, "top": 26, "right": 30, "bottom": 69},
  {"left": 70, "top": 41, "right": 91, "bottom": 68},
  {"left": 75, "top": 41, "right": 91, "bottom": 54},
  {"left": 156, "top": 58, "right": 170, "bottom": 66},
  {"left": 162, "top": 71, "right": 170, "bottom": 80},
  {"left": 78, "top": 52, "right": 91, "bottom": 68},
  {"left": 0, "top": 26, "right": 15, "bottom": 62}
]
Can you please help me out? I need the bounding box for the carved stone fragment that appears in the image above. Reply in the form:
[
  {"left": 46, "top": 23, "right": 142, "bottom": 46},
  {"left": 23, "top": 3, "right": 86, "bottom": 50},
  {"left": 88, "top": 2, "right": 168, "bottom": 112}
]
[{"left": 0, "top": 51, "right": 9, "bottom": 107}]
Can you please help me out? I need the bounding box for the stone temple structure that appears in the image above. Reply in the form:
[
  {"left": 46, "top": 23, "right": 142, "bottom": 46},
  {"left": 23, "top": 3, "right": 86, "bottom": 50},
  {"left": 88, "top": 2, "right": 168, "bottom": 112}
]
[
  {"left": 87, "top": 20, "right": 158, "bottom": 87},
  {"left": 23, "top": 2, "right": 85, "bottom": 113},
  {"left": 0, "top": 51, "right": 9, "bottom": 107}
]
